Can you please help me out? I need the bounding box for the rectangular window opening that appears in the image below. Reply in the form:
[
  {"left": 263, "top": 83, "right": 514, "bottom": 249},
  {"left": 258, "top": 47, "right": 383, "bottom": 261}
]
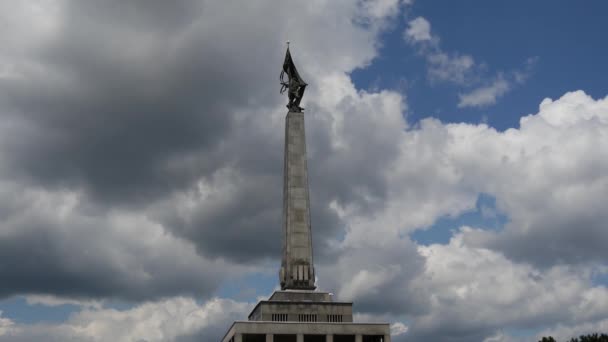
[
  {"left": 298, "top": 314, "right": 317, "bottom": 322},
  {"left": 327, "top": 314, "right": 343, "bottom": 322},
  {"left": 272, "top": 313, "right": 289, "bottom": 321}
]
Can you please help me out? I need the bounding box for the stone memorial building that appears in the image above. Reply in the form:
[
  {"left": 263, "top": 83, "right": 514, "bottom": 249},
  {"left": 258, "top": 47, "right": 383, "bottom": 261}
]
[{"left": 220, "top": 46, "right": 391, "bottom": 342}]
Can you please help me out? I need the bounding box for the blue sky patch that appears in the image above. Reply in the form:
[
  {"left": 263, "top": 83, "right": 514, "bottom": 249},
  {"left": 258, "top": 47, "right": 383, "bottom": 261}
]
[{"left": 410, "top": 193, "right": 507, "bottom": 245}]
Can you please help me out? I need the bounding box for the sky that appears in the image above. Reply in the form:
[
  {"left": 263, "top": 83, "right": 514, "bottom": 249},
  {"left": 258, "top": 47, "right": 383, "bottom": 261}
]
[{"left": 0, "top": 1, "right": 607, "bottom": 341}]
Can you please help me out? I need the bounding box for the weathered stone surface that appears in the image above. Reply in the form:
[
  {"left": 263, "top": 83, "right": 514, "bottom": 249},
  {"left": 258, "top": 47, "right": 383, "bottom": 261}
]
[
  {"left": 248, "top": 290, "right": 353, "bottom": 323},
  {"left": 222, "top": 322, "right": 390, "bottom": 342},
  {"left": 280, "top": 111, "right": 315, "bottom": 290},
  {"left": 269, "top": 290, "right": 332, "bottom": 302}
]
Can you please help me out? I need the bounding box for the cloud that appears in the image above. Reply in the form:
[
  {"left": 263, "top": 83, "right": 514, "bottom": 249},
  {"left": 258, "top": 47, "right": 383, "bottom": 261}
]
[
  {"left": 0, "top": 0, "right": 397, "bottom": 206},
  {"left": 0, "top": 297, "right": 250, "bottom": 342},
  {"left": 0, "top": 0, "right": 405, "bottom": 302},
  {"left": 405, "top": 17, "right": 432, "bottom": 42},
  {"left": 314, "top": 90, "right": 608, "bottom": 340},
  {"left": 458, "top": 58, "right": 538, "bottom": 108},
  {"left": 404, "top": 16, "right": 535, "bottom": 107},
  {"left": 360, "top": 0, "right": 402, "bottom": 20},
  {"left": 409, "top": 232, "right": 608, "bottom": 341},
  {"left": 333, "top": 89, "right": 608, "bottom": 273},
  {"left": 426, "top": 52, "right": 476, "bottom": 85},
  {"left": 0, "top": 311, "right": 15, "bottom": 336},
  {"left": 24, "top": 295, "right": 102, "bottom": 310},
  {"left": 1, "top": 1, "right": 608, "bottom": 341},
  {"left": 458, "top": 91, "right": 608, "bottom": 267},
  {"left": 403, "top": 16, "right": 476, "bottom": 85},
  {"left": 322, "top": 87, "right": 608, "bottom": 312},
  {"left": 0, "top": 184, "right": 237, "bottom": 301},
  {"left": 391, "top": 322, "right": 409, "bottom": 336},
  {"left": 321, "top": 235, "right": 426, "bottom": 315},
  {"left": 458, "top": 76, "right": 510, "bottom": 108}
]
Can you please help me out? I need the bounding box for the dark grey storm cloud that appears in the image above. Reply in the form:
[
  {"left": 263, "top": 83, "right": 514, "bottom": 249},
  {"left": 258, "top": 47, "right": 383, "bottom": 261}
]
[
  {"left": 0, "top": 0, "right": 286, "bottom": 299},
  {"left": 0, "top": 0, "right": 276, "bottom": 205},
  {"left": 0, "top": 182, "right": 231, "bottom": 301},
  {"left": 0, "top": 0, "right": 402, "bottom": 302},
  {"left": 482, "top": 211, "right": 608, "bottom": 268}
]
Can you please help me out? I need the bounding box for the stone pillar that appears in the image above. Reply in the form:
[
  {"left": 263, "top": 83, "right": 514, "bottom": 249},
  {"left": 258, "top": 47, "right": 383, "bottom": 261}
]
[
  {"left": 280, "top": 111, "right": 316, "bottom": 290},
  {"left": 297, "top": 334, "right": 304, "bottom": 342},
  {"left": 355, "top": 335, "right": 362, "bottom": 342},
  {"left": 326, "top": 335, "right": 333, "bottom": 342},
  {"left": 266, "top": 334, "right": 273, "bottom": 342},
  {"left": 384, "top": 334, "right": 391, "bottom": 342},
  {"left": 235, "top": 334, "right": 242, "bottom": 342}
]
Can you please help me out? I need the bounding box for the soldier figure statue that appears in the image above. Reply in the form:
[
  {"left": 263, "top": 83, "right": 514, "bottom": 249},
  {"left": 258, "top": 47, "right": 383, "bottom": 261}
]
[{"left": 280, "top": 42, "right": 307, "bottom": 112}]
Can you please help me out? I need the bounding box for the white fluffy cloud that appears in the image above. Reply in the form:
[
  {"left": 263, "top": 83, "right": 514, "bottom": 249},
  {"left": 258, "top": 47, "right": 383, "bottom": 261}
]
[
  {"left": 354, "top": 89, "right": 608, "bottom": 271},
  {"left": 458, "top": 76, "right": 510, "bottom": 108},
  {"left": 405, "top": 17, "right": 432, "bottom": 42},
  {"left": 0, "top": 311, "right": 15, "bottom": 336},
  {"left": 454, "top": 91, "right": 608, "bottom": 267},
  {"left": 318, "top": 90, "right": 608, "bottom": 340},
  {"left": 0, "top": 297, "right": 250, "bottom": 341},
  {"left": 404, "top": 232, "right": 608, "bottom": 341},
  {"left": 458, "top": 58, "right": 538, "bottom": 108}
]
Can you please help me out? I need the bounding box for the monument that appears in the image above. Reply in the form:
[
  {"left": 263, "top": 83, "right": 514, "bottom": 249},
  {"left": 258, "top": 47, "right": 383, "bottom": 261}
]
[{"left": 220, "top": 44, "right": 391, "bottom": 342}]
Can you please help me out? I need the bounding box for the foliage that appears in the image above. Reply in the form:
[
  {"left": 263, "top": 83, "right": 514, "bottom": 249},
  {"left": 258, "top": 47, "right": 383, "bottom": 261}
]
[
  {"left": 538, "top": 334, "right": 608, "bottom": 342},
  {"left": 539, "top": 338, "right": 557, "bottom": 342}
]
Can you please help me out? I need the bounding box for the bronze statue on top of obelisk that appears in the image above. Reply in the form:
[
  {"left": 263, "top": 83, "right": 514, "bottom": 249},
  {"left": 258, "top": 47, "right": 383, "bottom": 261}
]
[
  {"left": 279, "top": 43, "right": 315, "bottom": 290},
  {"left": 280, "top": 42, "right": 307, "bottom": 112}
]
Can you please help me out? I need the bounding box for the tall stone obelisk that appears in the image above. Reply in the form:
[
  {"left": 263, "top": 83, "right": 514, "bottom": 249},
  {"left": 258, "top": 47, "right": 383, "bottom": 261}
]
[
  {"left": 279, "top": 45, "right": 315, "bottom": 290},
  {"left": 219, "top": 45, "right": 391, "bottom": 342},
  {"left": 280, "top": 110, "right": 315, "bottom": 290}
]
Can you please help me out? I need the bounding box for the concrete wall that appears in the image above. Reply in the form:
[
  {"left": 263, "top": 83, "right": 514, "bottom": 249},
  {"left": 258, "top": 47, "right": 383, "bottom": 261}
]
[
  {"left": 256, "top": 302, "right": 353, "bottom": 322},
  {"left": 222, "top": 322, "right": 391, "bottom": 342},
  {"left": 269, "top": 291, "right": 332, "bottom": 302}
]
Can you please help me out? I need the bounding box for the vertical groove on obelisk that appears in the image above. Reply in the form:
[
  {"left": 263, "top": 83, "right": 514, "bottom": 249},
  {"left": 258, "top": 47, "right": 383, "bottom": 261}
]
[{"left": 280, "top": 111, "right": 315, "bottom": 290}]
